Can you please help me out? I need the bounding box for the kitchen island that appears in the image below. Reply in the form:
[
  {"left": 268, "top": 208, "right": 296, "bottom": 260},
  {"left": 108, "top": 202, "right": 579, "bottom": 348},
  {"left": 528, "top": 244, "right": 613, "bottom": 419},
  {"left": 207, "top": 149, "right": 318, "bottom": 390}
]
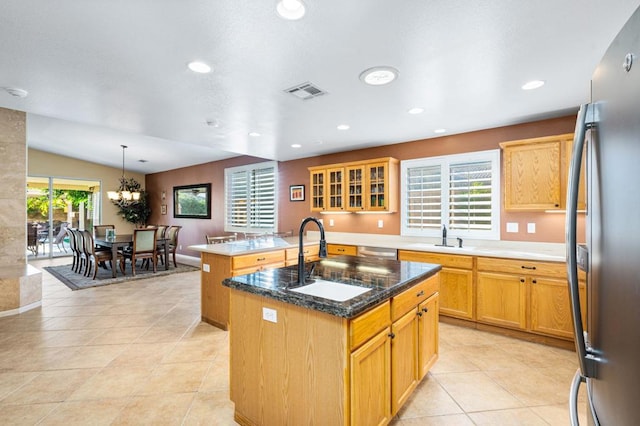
[
  {"left": 224, "top": 256, "right": 441, "bottom": 426},
  {"left": 190, "top": 236, "right": 322, "bottom": 330}
]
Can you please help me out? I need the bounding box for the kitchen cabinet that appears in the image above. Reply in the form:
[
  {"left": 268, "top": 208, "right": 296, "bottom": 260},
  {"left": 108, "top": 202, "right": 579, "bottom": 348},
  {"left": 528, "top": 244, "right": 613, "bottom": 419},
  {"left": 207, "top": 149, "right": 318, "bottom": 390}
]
[
  {"left": 389, "top": 275, "right": 439, "bottom": 415},
  {"left": 476, "top": 257, "right": 584, "bottom": 339},
  {"left": 327, "top": 243, "right": 357, "bottom": 256},
  {"left": 500, "top": 133, "right": 573, "bottom": 211},
  {"left": 229, "top": 271, "right": 439, "bottom": 426},
  {"left": 201, "top": 250, "right": 285, "bottom": 330},
  {"left": 398, "top": 250, "right": 474, "bottom": 320},
  {"left": 309, "top": 157, "right": 398, "bottom": 213},
  {"left": 285, "top": 243, "right": 320, "bottom": 266}
]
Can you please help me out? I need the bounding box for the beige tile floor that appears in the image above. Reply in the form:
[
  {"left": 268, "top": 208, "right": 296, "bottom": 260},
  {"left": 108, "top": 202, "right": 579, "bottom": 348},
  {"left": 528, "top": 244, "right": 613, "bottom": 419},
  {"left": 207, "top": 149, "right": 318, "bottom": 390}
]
[{"left": 0, "top": 257, "right": 586, "bottom": 425}]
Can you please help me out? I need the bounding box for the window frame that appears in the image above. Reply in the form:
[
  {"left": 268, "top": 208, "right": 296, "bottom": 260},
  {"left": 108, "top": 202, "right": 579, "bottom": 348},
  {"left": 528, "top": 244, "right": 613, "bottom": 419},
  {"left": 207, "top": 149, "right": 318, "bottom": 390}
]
[
  {"left": 224, "top": 161, "right": 278, "bottom": 234},
  {"left": 401, "top": 149, "right": 501, "bottom": 240}
]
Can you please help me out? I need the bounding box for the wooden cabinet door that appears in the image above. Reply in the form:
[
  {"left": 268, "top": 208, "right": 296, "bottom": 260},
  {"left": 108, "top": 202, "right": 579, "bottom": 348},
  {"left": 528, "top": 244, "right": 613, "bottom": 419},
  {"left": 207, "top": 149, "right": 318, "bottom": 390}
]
[
  {"left": 530, "top": 276, "right": 576, "bottom": 339},
  {"left": 346, "top": 164, "right": 366, "bottom": 211},
  {"left": 327, "top": 167, "right": 345, "bottom": 211},
  {"left": 477, "top": 271, "right": 527, "bottom": 330},
  {"left": 418, "top": 293, "right": 439, "bottom": 380},
  {"left": 366, "top": 162, "right": 389, "bottom": 211},
  {"left": 439, "top": 267, "right": 474, "bottom": 320},
  {"left": 391, "top": 309, "right": 418, "bottom": 415},
  {"left": 351, "top": 327, "right": 391, "bottom": 426},
  {"left": 309, "top": 169, "right": 326, "bottom": 211},
  {"left": 502, "top": 140, "right": 562, "bottom": 210}
]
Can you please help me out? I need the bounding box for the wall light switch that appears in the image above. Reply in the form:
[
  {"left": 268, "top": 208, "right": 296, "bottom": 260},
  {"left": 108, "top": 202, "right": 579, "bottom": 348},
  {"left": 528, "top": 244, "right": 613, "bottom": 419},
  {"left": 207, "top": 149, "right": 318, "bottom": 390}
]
[
  {"left": 262, "top": 307, "right": 277, "bottom": 323},
  {"left": 378, "top": 220, "right": 383, "bottom": 228},
  {"left": 202, "top": 263, "right": 210, "bottom": 272},
  {"left": 506, "top": 222, "right": 519, "bottom": 233},
  {"left": 527, "top": 223, "right": 536, "bottom": 233},
  {"left": 329, "top": 219, "right": 335, "bottom": 227}
]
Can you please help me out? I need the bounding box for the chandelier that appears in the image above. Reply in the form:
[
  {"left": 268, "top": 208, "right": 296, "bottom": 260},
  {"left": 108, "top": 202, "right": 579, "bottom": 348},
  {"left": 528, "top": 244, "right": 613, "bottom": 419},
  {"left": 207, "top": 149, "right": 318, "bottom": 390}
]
[{"left": 107, "top": 145, "right": 140, "bottom": 201}]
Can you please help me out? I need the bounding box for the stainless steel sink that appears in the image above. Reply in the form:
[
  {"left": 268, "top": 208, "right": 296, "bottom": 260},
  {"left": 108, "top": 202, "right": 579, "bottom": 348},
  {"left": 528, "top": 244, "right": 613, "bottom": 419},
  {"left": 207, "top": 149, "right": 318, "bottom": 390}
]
[{"left": 289, "top": 279, "right": 372, "bottom": 302}]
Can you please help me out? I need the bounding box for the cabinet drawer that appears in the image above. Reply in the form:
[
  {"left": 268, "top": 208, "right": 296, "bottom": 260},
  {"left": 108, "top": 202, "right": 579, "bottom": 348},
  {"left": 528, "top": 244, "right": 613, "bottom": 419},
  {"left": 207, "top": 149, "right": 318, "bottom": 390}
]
[
  {"left": 327, "top": 244, "right": 357, "bottom": 256},
  {"left": 398, "top": 250, "right": 473, "bottom": 269},
  {"left": 349, "top": 301, "right": 391, "bottom": 351},
  {"left": 233, "top": 262, "right": 285, "bottom": 277},
  {"left": 285, "top": 244, "right": 320, "bottom": 262},
  {"left": 391, "top": 274, "right": 440, "bottom": 321},
  {"left": 477, "top": 257, "right": 565, "bottom": 277},
  {"left": 232, "top": 250, "right": 285, "bottom": 271}
]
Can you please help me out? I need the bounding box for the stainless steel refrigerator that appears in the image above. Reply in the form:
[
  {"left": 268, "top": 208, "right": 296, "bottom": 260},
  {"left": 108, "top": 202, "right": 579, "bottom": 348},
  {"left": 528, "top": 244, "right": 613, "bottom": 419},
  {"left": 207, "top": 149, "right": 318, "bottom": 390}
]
[{"left": 567, "top": 5, "right": 640, "bottom": 425}]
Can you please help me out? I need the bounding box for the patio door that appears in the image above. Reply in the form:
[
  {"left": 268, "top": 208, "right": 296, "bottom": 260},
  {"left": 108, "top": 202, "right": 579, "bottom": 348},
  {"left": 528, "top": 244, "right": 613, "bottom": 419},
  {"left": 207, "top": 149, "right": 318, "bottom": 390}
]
[{"left": 27, "top": 176, "right": 101, "bottom": 259}]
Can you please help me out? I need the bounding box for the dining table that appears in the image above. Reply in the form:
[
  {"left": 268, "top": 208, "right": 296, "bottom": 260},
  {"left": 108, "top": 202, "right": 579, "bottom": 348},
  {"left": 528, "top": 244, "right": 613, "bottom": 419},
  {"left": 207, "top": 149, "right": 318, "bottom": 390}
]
[{"left": 94, "top": 234, "right": 169, "bottom": 278}]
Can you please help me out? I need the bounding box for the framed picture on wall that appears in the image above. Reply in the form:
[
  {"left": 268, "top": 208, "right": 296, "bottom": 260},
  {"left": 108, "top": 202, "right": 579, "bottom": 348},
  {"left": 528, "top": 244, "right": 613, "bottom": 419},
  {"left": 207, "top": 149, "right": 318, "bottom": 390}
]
[
  {"left": 173, "top": 183, "right": 212, "bottom": 219},
  {"left": 290, "top": 185, "right": 305, "bottom": 202}
]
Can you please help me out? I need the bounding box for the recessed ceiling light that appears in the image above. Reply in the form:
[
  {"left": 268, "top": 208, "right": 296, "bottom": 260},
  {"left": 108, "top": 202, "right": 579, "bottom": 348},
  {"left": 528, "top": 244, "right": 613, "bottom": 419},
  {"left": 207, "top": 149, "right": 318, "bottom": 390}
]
[
  {"left": 359, "top": 66, "right": 399, "bottom": 86},
  {"left": 188, "top": 61, "right": 211, "bottom": 73},
  {"left": 434, "top": 128, "right": 447, "bottom": 134},
  {"left": 291, "top": 144, "right": 302, "bottom": 148},
  {"left": 3, "top": 87, "right": 28, "bottom": 98},
  {"left": 337, "top": 124, "right": 350, "bottom": 130},
  {"left": 248, "top": 132, "right": 261, "bottom": 137},
  {"left": 408, "top": 107, "right": 424, "bottom": 115},
  {"left": 521, "top": 80, "right": 545, "bottom": 90},
  {"left": 276, "top": 0, "right": 306, "bottom": 20},
  {"left": 205, "top": 119, "right": 219, "bottom": 128}
]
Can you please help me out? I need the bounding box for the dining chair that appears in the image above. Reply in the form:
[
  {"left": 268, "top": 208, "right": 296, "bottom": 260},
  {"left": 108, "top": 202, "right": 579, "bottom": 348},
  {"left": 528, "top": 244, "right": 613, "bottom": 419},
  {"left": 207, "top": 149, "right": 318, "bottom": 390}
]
[
  {"left": 82, "top": 230, "right": 116, "bottom": 279},
  {"left": 66, "top": 228, "right": 79, "bottom": 272},
  {"left": 119, "top": 227, "right": 158, "bottom": 276},
  {"left": 206, "top": 234, "right": 237, "bottom": 244},
  {"left": 159, "top": 225, "right": 181, "bottom": 267},
  {"left": 93, "top": 224, "right": 115, "bottom": 238},
  {"left": 70, "top": 228, "right": 88, "bottom": 274}
]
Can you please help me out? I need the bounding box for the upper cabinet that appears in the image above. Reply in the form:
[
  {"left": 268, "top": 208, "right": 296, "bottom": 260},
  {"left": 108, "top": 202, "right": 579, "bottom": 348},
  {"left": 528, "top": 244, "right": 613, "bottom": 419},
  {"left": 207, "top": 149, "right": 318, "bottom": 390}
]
[
  {"left": 500, "top": 133, "right": 581, "bottom": 211},
  {"left": 309, "top": 157, "right": 399, "bottom": 213}
]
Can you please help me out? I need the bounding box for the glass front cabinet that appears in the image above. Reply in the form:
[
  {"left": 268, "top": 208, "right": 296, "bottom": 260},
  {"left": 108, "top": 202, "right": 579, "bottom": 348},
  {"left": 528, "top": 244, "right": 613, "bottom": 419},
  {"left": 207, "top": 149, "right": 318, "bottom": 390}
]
[{"left": 309, "top": 157, "right": 398, "bottom": 213}]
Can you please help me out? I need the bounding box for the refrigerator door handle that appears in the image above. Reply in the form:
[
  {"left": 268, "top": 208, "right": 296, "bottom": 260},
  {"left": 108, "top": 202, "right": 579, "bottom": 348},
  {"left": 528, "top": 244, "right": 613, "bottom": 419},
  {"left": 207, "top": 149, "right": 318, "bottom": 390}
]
[
  {"left": 570, "top": 369, "right": 601, "bottom": 426},
  {"left": 566, "top": 103, "right": 598, "bottom": 379}
]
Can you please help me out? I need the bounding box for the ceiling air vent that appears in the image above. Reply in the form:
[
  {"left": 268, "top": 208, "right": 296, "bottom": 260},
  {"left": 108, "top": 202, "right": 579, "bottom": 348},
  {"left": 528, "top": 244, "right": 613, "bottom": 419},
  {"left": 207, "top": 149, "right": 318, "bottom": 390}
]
[{"left": 284, "top": 82, "right": 327, "bottom": 100}]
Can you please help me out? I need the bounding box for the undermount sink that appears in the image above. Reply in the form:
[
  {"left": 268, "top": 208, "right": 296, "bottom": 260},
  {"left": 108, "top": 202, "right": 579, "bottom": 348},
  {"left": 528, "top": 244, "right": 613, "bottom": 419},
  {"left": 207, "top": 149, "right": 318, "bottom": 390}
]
[
  {"left": 289, "top": 279, "right": 372, "bottom": 302},
  {"left": 407, "top": 243, "right": 475, "bottom": 251}
]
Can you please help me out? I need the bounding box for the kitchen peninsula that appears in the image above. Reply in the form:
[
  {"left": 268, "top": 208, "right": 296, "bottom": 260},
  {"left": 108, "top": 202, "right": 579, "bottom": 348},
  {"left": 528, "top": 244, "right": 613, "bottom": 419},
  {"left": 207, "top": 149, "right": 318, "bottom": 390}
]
[{"left": 223, "top": 256, "right": 440, "bottom": 426}]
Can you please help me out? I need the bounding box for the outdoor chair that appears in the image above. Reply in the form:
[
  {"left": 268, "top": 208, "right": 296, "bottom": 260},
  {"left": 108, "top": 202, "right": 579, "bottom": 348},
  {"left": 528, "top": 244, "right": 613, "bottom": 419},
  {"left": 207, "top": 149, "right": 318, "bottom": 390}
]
[
  {"left": 27, "top": 223, "right": 39, "bottom": 256},
  {"left": 52, "top": 222, "right": 69, "bottom": 253}
]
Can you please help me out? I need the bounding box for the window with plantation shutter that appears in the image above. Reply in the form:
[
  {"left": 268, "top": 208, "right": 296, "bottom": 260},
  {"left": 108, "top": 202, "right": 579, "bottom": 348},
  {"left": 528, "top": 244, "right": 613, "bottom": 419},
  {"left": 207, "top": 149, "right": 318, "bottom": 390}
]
[
  {"left": 224, "top": 161, "right": 278, "bottom": 233},
  {"left": 401, "top": 150, "right": 500, "bottom": 239}
]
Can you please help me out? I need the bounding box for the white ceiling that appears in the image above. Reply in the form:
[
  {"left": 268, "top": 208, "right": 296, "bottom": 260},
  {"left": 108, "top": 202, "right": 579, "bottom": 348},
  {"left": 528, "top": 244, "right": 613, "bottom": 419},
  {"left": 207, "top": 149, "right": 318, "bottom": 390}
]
[{"left": 2, "top": 0, "right": 639, "bottom": 174}]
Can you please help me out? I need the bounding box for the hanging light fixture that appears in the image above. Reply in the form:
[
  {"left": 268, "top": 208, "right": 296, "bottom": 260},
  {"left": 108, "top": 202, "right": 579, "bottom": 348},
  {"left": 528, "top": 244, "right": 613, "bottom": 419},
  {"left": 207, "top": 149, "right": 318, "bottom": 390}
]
[{"left": 107, "top": 145, "right": 140, "bottom": 202}]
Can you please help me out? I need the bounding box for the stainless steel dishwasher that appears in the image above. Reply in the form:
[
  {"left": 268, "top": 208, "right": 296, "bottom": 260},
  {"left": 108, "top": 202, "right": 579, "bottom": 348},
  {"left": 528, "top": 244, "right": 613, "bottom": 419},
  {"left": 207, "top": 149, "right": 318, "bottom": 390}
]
[{"left": 356, "top": 246, "right": 398, "bottom": 260}]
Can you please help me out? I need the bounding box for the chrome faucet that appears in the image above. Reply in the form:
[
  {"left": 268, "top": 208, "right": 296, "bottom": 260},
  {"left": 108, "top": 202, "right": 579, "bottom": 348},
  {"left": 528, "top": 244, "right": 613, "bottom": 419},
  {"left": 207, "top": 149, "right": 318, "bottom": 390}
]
[{"left": 298, "top": 217, "right": 328, "bottom": 285}]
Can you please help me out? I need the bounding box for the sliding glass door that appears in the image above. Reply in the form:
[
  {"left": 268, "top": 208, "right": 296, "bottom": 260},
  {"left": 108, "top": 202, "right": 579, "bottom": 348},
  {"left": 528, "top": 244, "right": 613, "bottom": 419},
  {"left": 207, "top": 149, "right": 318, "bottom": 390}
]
[{"left": 27, "top": 176, "right": 102, "bottom": 259}]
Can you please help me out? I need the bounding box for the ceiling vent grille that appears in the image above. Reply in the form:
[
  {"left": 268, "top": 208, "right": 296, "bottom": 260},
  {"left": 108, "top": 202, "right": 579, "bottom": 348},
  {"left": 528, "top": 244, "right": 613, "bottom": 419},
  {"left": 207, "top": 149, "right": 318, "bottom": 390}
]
[{"left": 284, "top": 82, "right": 327, "bottom": 100}]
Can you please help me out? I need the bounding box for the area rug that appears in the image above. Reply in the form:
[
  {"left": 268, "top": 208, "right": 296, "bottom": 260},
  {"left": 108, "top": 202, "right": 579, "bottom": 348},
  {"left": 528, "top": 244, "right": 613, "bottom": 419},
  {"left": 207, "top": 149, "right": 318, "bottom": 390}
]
[{"left": 44, "top": 262, "right": 200, "bottom": 291}]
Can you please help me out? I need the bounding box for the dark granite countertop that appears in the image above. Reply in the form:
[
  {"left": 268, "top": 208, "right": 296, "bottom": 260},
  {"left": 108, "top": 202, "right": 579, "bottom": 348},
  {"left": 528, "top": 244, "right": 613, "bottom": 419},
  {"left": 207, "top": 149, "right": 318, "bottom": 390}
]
[{"left": 223, "top": 255, "right": 441, "bottom": 319}]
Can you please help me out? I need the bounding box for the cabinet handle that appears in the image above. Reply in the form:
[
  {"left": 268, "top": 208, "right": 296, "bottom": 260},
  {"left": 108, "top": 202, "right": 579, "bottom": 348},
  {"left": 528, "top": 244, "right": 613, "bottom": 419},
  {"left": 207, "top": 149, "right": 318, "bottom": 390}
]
[
  {"left": 257, "top": 257, "right": 266, "bottom": 261},
  {"left": 388, "top": 332, "right": 395, "bottom": 339},
  {"left": 520, "top": 278, "right": 525, "bottom": 283},
  {"left": 417, "top": 311, "right": 423, "bottom": 317},
  {"left": 416, "top": 290, "right": 424, "bottom": 297},
  {"left": 532, "top": 279, "right": 537, "bottom": 284},
  {"left": 338, "top": 248, "right": 345, "bottom": 252},
  {"left": 521, "top": 265, "right": 537, "bottom": 270},
  {"left": 422, "top": 307, "right": 429, "bottom": 313}
]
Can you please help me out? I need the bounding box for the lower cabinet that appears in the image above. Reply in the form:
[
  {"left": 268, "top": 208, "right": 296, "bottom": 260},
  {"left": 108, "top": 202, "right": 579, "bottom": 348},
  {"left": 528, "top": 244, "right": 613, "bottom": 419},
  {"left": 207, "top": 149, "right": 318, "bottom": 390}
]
[
  {"left": 476, "top": 257, "right": 586, "bottom": 339},
  {"left": 351, "top": 273, "right": 440, "bottom": 425},
  {"left": 230, "top": 273, "right": 440, "bottom": 426},
  {"left": 398, "top": 251, "right": 473, "bottom": 320}
]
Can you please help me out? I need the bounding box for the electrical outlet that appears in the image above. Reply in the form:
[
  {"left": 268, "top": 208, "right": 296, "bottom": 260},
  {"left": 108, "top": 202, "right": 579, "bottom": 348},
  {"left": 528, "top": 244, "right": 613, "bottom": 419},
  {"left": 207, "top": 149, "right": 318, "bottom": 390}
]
[
  {"left": 527, "top": 223, "right": 536, "bottom": 233},
  {"left": 378, "top": 219, "right": 383, "bottom": 228},
  {"left": 329, "top": 219, "right": 334, "bottom": 227},
  {"left": 202, "top": 263, "right": 210, "bottom": 272},
  {"left": 506, "top": 222, "right": 519, "bottom": 233},
  {"left": 179, "top": 245, "right": 182, "bottom": 250},
  {"left": 262, "top": 307, "right": 277, "bottom": 323}
]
